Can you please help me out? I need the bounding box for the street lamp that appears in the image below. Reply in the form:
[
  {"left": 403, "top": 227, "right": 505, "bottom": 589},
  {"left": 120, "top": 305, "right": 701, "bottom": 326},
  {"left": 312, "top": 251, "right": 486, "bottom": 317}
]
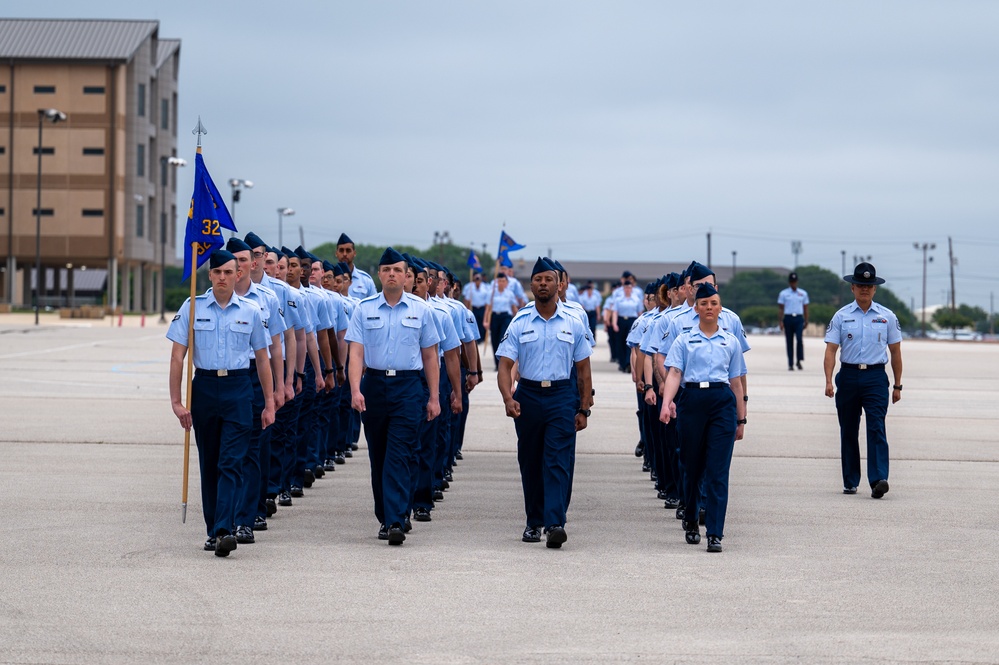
[
  {"left": 277, "top": 207, "right": 295, "bottom": 248},
  {"left": 159, "top": 156, "right": 187, "bottom": 323},
  {"left": 228, "top": 178, "right": 253, "bottom": 237},
  {"left": 914, "top": 242, "right": 936, "bottom": 337},
  {"left": 731, "top": 250, "right": 737, "bottom": 278},
  {"left": 35, "top": 108, "right": 67, "bottom": 325}
]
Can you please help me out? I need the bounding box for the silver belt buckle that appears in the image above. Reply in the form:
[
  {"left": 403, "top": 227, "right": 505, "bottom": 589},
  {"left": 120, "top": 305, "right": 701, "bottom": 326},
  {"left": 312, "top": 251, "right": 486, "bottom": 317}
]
[
  {"left": 218, "top": 369, "right": 228, "bottom": 377},
  {"left": 541, "top": 380, "right": 551, "bottom": 388},
  {"left": 386, "top": 369, "right": 397, "bottom": 377},
  {"left": 699, "top": 381, "right": 709, "bottom": 388},
  {"left": 858, "top": 364, "right": 868, "bottom": 370}
]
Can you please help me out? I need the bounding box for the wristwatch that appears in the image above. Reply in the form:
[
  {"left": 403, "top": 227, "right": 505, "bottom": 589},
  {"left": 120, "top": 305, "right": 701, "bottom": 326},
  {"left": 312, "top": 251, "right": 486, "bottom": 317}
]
[
  {"left": 736, "top": 418, "right": 747, "bottom": 425},
  {"left": 893, "top": 385, "right": 903, "bottom": 391},
  {"left": 337, "top": 365, "right": 345, "bottom": 371},
  {"left": 643, "top": 384, "right": 654, "bottom": 392},
  {"left": 295, "top": 372, "right": 306, "bottom": 379},
  {"left": 323, "top": 369, "right": 334, "bottom": 376},
  {"left": 576, "top": 408, "right": 591, "bottom": 417}
]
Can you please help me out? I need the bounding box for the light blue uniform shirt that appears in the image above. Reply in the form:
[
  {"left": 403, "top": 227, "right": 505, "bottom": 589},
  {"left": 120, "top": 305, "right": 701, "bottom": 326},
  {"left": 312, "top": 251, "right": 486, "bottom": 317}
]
[
  {"left": 167, "top": 290, "right": 269, "bottom": 370},
  {"left": 263, "top": 275, "right": 303, "bottom": 331},
  {"left": 628, "top": 310, "right": 657, "bottom": 348},
  {"left": 453, "top": 298, "right": 481, "bottom": 342},
  {"left": 508, "top": 277, "right": 527, "bottom": 305},
  {"left": 286, "top": 284, "right": 315, "bottom": 335},
  {"left": 577, "top": 289, "right": 602, "bottom": 312},
  {"left": 612, "top": 288, "right": 644, "bottom": 318},
  {"left": 561, "top": 299, "right": 594, "bottom": 347},
  {"left": 345, "top": 293, "right": 441, "bottom": 370},
  {"left": 778, "top": 287, "right": 809, "bottom": 316},
  {"left": 349, "top": 267, "right": 377, "bottom": 300},
  {"left": 664, "top": 327, "right": 747, "bottom": 385},
  {"left": 235, "top": 282, "right": 286, "bottom": 359},
  {"left": 435, "top": 296, "right": 475, "bottom": 344},
  {"left": 496, "top": 302, "right": 592, "bottom": 381},
  {"left": 824, "top": 301, "right": 901, "bottom": 365},
  {"left": 489, "top": 285, "right": 519, "bottom": 316},
  {"left": 664, "top": 307, "right": 751, "bottom": 356},
  {"left": 644, "top": 305, "right": 690, "bottom": 356},
  {"left": 565, "top": 283, "right": 580, "bottom": 304},
  {"left": 463, "top": 281, "right": 491, "bottom": 308},
  {"left": 304, "top": 284, "right": 335, "bottom": 331},
  {"left": 430, "top": 301, "right": 462, "bottom": 358}
]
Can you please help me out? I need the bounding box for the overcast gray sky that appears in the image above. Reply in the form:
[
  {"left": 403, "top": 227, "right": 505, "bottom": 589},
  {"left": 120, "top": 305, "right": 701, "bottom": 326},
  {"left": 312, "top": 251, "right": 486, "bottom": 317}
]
[{"left": 12, "top": 1, "right": 999, "bottom": 311}]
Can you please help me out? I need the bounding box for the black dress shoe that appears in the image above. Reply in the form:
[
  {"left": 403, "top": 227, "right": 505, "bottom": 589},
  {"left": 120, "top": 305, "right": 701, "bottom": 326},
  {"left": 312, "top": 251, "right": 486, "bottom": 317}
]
[
  {"left": 441, "top": 479, "right": 450, "bottom": 490},
  {"left": 323, "top": 459, "right": 336, "bottom": 471},
  {"left": 683, "top": 521, "right": 701, "bottom": 545},
  {"left": 290, "top": 485, "right": 304, "bottom": 498},
  {"left": 278, "top": 491, "right": 293, "bottom": 506},
  {"left": 455, "top": 450, "right": 463, "bottom": 461},
  {"left": 334, "top": 453, "right": 346, "bottom": 464},
  {"left": 387, "top": 524, "right": 406, "bottom": 545},
  {"left": 545, "top": 525, "right": 567, "bottom": 549},
  {"left": 315, "top": 466, "right": 326, "bottom": 478},
  {"left": 404, "top": 516, "right": 412, "bottom": 533},
  {"left": 378, "top": 524, "right": 389, "bottom": 540},
  {"left": 635, "top": 442, "right": 644, "bottom": 457},
  {"left": 432, "top": 489, "right": 444, "bottom": 502},
  {"left": 641, "top": 462, "right": 651, "bottom": 473},
  {"left": 349, "top": 442, "right": 359, "bottom": 451},
  {"left": 675, "top": 506, "right": 684, "bottom": 520},
  {"left": 252, "top": 516, "right": 268, "bottom": 531},
  {"left": 788, "top": 366, "right": 794, "bottom": 371},
  {"left": 235, "top": 525, "right": 255, "bottom": 544},
  {"left": 266, "top": 498, "right": 278, "bottom": 515},
  {"left": 871, "top": 479, "right": 890, "bottom": 499},
  {"left": 343, "top": 449, "right": 352, "bottom": 459},
  {"left": 215, "top": 533, "right": 237, "bottom": 557},
  {"left": 706, "top": 536, "right": 722, "bottom": 553},
  {"left": 657, "top": 490, "right": 669, "bottom": 500},
  {"left": 664, "top": 497, "right": 680, "bottom": 510},
  {"left": 522, "top": 526, "right": 541, "bottom": 543},
  {"left": 843, "top": 486, "right": 858, "bottom": 495},
  {"left": 414, "top": 507, "right": 432, "bottom": 522},
  {"left": 796, "top": 361, "right": 803, "bottom": 370},
  {"left": 303, "top": 469, "right": 315, "bottom": 488},
  {"left": 443, "top": 469, "right": 453, "bottom": 483},
  {"left": 698, "top": 508, "right": 706, "bottom": 525},
  {"left": 203, "top": 537, "right": 217, "bottom": 551}
]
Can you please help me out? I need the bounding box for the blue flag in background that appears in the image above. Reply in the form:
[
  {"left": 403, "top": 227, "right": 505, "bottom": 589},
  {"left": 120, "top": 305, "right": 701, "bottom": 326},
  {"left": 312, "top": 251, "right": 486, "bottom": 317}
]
[
  {"left": 497, "top": 231, "right": 525, "bottom": 268},
  {"left": 182, "top": 149, "right": 237, "bottom": 281},
  {"left": 467, "top": 250, "right": 483, "bottom": 272}
]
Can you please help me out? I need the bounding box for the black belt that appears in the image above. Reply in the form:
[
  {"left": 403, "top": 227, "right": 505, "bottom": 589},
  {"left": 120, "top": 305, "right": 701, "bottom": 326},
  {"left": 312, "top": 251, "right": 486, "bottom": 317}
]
[
  {"left": 365, "top": 368, "right": 421, "bottom": 377},
  {"left": 195, "top": 368, "right": 250, "bottom": 377},
  {"left": 842, "top": 363, "right": 885, "bottom": 370},
  {"left": 684, "top": 382, "right": 727, "bottom": 390},
  {"left": 519, "top": 378, "right": 572, "bottom": 389}
]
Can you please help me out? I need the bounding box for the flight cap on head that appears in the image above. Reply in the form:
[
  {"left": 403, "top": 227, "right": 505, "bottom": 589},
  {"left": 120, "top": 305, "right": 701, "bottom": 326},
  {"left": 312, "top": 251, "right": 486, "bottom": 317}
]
[
  {"left": 844, "top": 262, "right": 885, "bottom": 285},
  {"left": 281, "top": 246, "right": 297, "bottom": 260},
  {"left": 694, "top": 283, "right": 719, "bottom": 300},
  {"left": 688, "top": 261, "right": 715, "bottom": 282},
  {"left": 379, "top": 247, "right": 406, "bottom": 266},
  {"left": 644, "top": 282, "right": 657, "bottom": 295},
  {"left": 226, "top": 237, "right": 252, "bottom": 254},
  {"left": 337, "top": 261, "right": 351, "bottom": 275},
  {"left": 669, "top": 272, "right": 681, "bottom": 288},
  {"left": 336, "top": 233, "right": 354, "bottom": 247},
  {"left": 306, "top": 252, "right": 321, "bottom": 263},
  {"left": 209, "top": 250, "right": 236, "bottom": 269},
  {"left": 322, "top": 260, "right": 335, "bottom": 272},
  {"left": 244, "top": 232, "right": 267, "bottom": 249},
  {"left": 532, "top": 256, "right": 557, "bottom": 276},
  {"left": 294, "top": 246, "right": 311, "bottom": 261}
]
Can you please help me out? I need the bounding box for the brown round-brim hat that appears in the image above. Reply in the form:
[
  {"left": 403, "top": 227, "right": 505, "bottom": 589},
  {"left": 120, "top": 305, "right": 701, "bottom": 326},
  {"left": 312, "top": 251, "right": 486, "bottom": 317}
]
[{"left": 843, "top": 261, "right": 885, "bottom": 285}]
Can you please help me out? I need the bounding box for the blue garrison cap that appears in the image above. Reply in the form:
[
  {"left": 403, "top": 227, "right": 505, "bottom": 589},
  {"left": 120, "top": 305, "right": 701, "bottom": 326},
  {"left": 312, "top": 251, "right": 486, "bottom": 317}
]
[
  {"left": 688, "top": 261, "right": 715, "bottom": 282},
  {"left": 694, "top": 283, "right": 719, "bottom": 300},
  {"left": 532, "top": 256, "right": 557, "bottom": 276},
  {"left": 266, "top": 245, "right": 281, "bottom": 257},
  {"left": 379, "top": 247, "right": 406, "bottom": 266},
  {"left": 307, "top": 252, "right": 321, "bottom": 263},
  {"left": 244, "top": 232, "right": 267, "bottom": 249},
  {"left": 669, "top": 272, "right": 681, "bottom": 288},
  {"left": 322, "top": 260, "right": 335, "bottom": 272},
  {"left": 336, "top": 233, "right": 353, "bottom": 246},
  {"left": 294, "top": 246, "right": 311, "bottom": 261},
  {"left": 209, "top": 250, "right": 236, "bottom": 269},
  {"left": 226, "top": 237, "right": 252, "bottom": 254},
  {"left": 331, "top": 263, "right": 344, "bottom": 276},
  {"left": 337, "top": 262, "right": 351, "bottom": 275},
  {"left": 281, "top": 246, "right": 297, "bottom": 260},
  {"left": 644, "top": 282, "right": 657, "bottom": 295}
]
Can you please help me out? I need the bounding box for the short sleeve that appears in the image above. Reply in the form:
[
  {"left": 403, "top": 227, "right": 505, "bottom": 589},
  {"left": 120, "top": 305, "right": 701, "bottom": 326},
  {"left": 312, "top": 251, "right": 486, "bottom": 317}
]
[
  {"left": 728, "top": 343, "right": 747, "bottom": 379},
  {"left": 166, "top": 298, "right": 192, "bottom": 346},
  {"left": 345, "top": 305, "right": 364, "bottom": 345},
  {"left": 248, "top": 308, "right": 269, "bottom": 352},
  {"left": 419, "top": 308, "right": 442, "bottom": 349},
  {"left": 824, "top": 312, "right": 842, "bottom": 345},
  {"left": 664, "top": 334, "right": 687, "bottom": 372},
  {"left": 496, "top": 319, "right": 520, "bottom": 361},
  {"left": 887, "top": 311, "right": 902, "bottom": 344}
]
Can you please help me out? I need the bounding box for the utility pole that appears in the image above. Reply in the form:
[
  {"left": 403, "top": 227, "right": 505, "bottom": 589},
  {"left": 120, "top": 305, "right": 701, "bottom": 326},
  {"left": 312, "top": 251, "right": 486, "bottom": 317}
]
[
  {"left": 791, "top": 241, "right": 802, "bottom": 269},
  {"left": 706, "top": 232, "right": 711, "bottom": 269},
  {"left": 948, "top": 236, "right": 956, "bottom": 312},
  {"left": 731, "top": 250, "right": 737, "bottom": 278},
  {"left": 914, "top": 242, "right": 936, "bottom": 337}
]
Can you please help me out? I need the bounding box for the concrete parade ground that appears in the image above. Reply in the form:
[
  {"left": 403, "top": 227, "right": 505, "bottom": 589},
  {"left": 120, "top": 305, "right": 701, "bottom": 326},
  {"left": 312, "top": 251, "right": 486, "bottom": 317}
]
[{"left": 1, "top": 313, "right": 997, "bottom": 664}]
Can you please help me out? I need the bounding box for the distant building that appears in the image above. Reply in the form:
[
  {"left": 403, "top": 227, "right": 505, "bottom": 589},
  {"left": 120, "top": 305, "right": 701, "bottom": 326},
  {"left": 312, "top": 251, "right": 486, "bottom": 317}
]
[{"left": 0, "top": 19, "right": 181, "bottom": 311}]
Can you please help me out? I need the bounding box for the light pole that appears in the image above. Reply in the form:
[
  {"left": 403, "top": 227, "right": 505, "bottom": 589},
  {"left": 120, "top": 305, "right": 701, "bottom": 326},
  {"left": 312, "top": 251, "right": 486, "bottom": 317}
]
[
  {"left": 914, "top": 242, "right": 936, "bottom": 337},
  {"left": 35, "top": 108, "right": 67, "bottom": 325},
  {"left": 228, "top": 178, "right": 253, "bottom": 237},
  {"left": 159, "top": 156, "right": 187, "bottom": 323},
  {"left": 277, "top": 208, "right": 295, "bottom": 248},
  {"left": 731, "top": 250, "right": 737, "bottom": 278},
  {"left": 433, "top": 231, "right": 451, "bottom": 264}
]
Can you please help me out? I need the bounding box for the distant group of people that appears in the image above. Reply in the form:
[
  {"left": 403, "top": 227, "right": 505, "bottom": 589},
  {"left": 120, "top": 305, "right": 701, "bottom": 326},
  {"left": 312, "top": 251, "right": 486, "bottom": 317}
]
[{"left": 169, "top": 238, "right": 903, "bottom": 557}]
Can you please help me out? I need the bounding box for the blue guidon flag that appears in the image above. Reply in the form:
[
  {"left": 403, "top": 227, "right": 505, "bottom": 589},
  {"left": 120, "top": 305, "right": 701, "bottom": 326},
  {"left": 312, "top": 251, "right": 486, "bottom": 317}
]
[
  {"left": 467, "top": 250, "right": 483, "bottom": 272},
  {"left": 497, "top": 231, "right": 525, "bottom": 268},
  {"left": 182, "top": 148, "right": 237, "bottom": 281}
]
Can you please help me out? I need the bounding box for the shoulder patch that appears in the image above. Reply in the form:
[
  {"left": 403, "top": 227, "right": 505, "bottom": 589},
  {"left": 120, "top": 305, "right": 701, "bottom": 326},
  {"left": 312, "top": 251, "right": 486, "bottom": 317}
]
[{"left": 172, "top": 314, "right": 180, "bottom": 322}]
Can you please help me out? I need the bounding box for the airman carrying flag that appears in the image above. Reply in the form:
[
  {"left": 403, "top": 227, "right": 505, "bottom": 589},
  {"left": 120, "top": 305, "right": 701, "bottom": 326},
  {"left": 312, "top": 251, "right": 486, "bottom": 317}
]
[{"left": 182, "top": 147, "right": 237, "bottom": 281}]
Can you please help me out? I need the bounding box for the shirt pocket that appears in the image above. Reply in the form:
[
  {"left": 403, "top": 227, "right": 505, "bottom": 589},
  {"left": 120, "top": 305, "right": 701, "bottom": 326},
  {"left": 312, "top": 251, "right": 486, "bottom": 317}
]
[
  {"left": 227, "top": 320, "right": 253, "bottom": 350},
  {"left": 520, "top": 329, "right": 539, "bottom": 344},
  {"left": 399, "top": 316, "right": 421, "bottom": 346},
  {"left": 556, "top": 330, "right": 574, "bottom": 344},
  {"left": 193, "top": 319, "right": 217, "bottom": 351}
]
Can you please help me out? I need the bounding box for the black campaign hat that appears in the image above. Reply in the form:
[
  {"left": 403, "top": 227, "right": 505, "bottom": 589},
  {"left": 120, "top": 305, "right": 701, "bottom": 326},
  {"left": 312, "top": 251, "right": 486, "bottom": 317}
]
[
  {"left": 844, "top": 262, "right": 885, "bottom": 285},
  {"left": 788, "top": 271, "right": 799, "bottom": 282}
]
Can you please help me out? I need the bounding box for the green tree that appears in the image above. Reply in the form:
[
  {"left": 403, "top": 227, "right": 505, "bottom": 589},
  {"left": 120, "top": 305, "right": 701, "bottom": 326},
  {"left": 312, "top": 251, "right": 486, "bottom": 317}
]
[
  {"left": 739, "top": 305, "right": 779, "bottom": 327},
  {"left": 933, "top": 309, "right": 974, "bottom": 329}
]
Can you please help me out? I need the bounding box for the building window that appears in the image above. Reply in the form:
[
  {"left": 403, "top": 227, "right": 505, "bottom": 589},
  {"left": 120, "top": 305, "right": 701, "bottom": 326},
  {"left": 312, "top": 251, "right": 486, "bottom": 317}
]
[
  {"left": 0, "top": 208, "right": 5, "bottom": 215},
  {"left": 33, "top": 147, "right": 55, "bottom": 156},
  {"left": 83, "top": 147, "right": 105, "bottom": 156},
  {"left": 161, "top": 212, "right": 167, "bottom": 243},
  {"left": 136, "top": 204, "right": 145, "bottom": 237},
  {"left": 0, "top": 146, "right": 5, "bottom": 155},
  {"left": 137, "top": 83, "right": 146, "bottom": 116},
  {"left": 161, "top": 99, "right": 169, "bottom": 130},
  {"left": 137, "top": 144, "right": 145, "bottom": 177},
  {"left": 0, "top": 85, "right": 6, "bottom": 93},
  {"left": 34, "top": 85, "right": 56, "bottom": 94},
  {"left": 32, "top": 208, "right": 55, "bottom": 216},
  {"left": 82, "top": 209, "right": 104, "bottom": 217},
  {"left": 160, "top": 158, "right": 168, "bottom": 187},
  {"left": 83, "top": 86, "right": 105, "bottom": 95}
]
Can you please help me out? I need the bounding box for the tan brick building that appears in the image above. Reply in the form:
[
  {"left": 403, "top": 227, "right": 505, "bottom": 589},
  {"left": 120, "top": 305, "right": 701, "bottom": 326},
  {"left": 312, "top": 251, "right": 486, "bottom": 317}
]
[{"left": 0, "top": 19, "right": 181, "bottom": 312}]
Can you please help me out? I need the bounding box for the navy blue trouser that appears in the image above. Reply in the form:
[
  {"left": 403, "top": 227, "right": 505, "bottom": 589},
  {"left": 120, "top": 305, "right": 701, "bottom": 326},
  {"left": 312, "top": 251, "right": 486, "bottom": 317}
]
[
  {"left": 513, "top": 382, "right": 576, "bottom": 529},
  {"left": 269, "top": 386, "right": 301, "bottom": 495},
  {"left": 835, "top": 366, "right": 890, "bottom": 488},
  {"left": 586, "top": 310, "right": 597, "bottom": 341},
  {"left": 293, "top": 358, "right": 318, "bottom": 486},
  {"left": 677, "top": 386, "right": 737, "bottom": 539},
  {"left": 236, "top": 366, "right": 270, "bottom": 527},
  {"left": 652, "top": 381, "right": 679, "bottom": 500},
  {"left": 616, "top": 318, "right": 636, "bottom": 371},
  {"left": 434, "top": 366, "right": 453, "bottom": 489},
  {"left": 411, "top": 376, "right": 436, "bottom": 512},
  {"left": 360, "top": 372, "right": 424, "bottom": 527},
  {"left": 191, "top": 374, "right": 252, "bottom": 538},
  {"left": 454, "top": 367, "right": 470, "bottom": 459},
  {"left": 333, "top": 356, "right": 353, "bottom": 454},
  {"left": 784, "top": 314, "right": 804, "bottom": 366}
]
